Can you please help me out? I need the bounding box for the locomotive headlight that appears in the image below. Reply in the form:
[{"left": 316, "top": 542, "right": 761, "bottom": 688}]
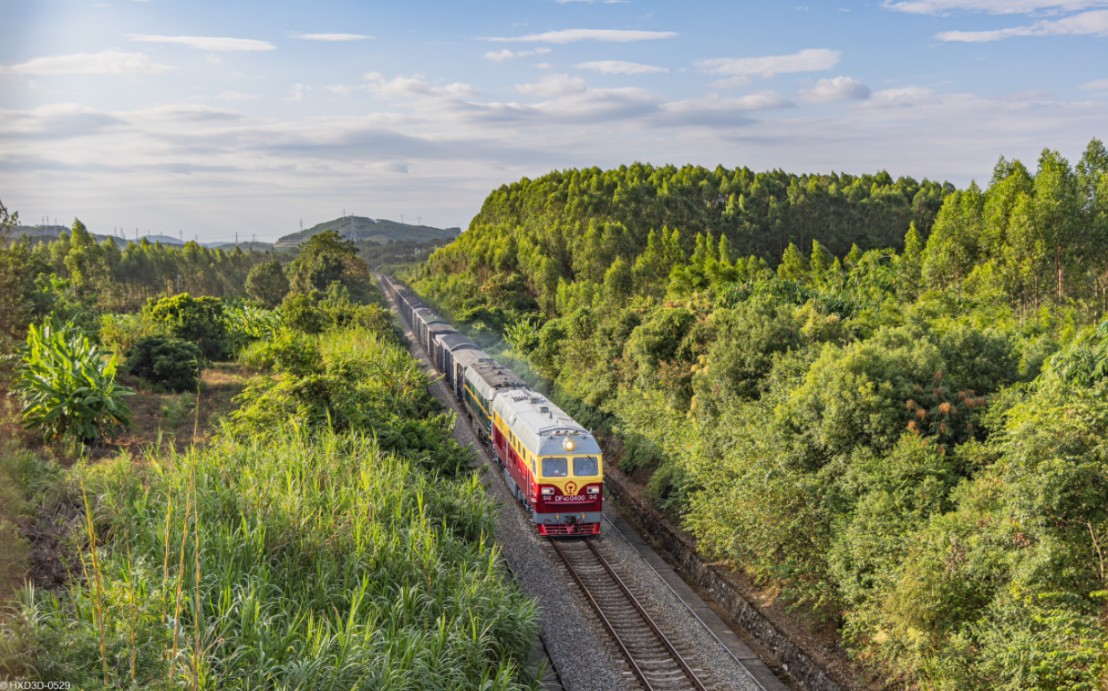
[
  {"left": 586, "top": 486, "right": 600, "bottom": 495},
  {"left": 563, "top": 438, "right": 576, "bottom": 452},
  {"left": 541, "top": 487, "right": 555, "bottom": 496}
]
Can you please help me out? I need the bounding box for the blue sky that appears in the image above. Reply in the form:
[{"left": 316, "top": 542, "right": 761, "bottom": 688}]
[{"left": 1, "top": 0, "right": 1106, "bottom": 242}]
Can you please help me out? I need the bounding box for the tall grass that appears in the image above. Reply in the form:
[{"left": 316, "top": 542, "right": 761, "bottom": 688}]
[
  {"left": 4, "top": 320, "right": 539, "bottom": 689},
  {"left": 13, "top": 430, "right": 537, "bottom": 688}
]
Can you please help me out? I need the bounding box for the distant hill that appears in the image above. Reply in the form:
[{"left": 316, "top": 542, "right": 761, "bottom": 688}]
[
  {"left": 10, "top": 225, "right": 185, "bottom": 247},
  {"left": 275, "top": 216, "right": 460, "bottom": 248},
  {"left": 9, "top": 226, "right": 285, "bottom": 252},
  {"left": 204, "top": 241, "right": 281, "bottom": 253}
]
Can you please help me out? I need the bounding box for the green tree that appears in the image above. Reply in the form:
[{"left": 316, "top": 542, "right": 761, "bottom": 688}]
[
  {"left": 245, "top": 259, "right": 290, "bottom": 307},
  {"left": 1033, "top": 149, "right": 1082, "bottom": 301},
  {"left": 777, "top": 242, "right": 808, "bottom": 281},
  {"left": 287, "top": 231, "right": 372, "bottom": 299}
]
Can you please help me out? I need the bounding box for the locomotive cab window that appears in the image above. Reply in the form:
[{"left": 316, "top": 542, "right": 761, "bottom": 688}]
[
  {"left": 542, "top": 457, "right": 568, "bottom": 477},
  {"left": 573, "top": 456, "right": 600, "bottom": 477}
]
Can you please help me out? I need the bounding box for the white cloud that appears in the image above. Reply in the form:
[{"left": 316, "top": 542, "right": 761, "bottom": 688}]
[
  {"left": 697, "top": 48, "right": 841, "bottom": 81},
  {"left": 365, "top": 73, "right": 478, "bottom": 100},
  {"left": 296, "top": 33, "right": 372, "bottom": 41},
  {"left": 287, "top": 83, "right": 312, "bottom": 102},
  {"left": 129, "top": 34, "right": 275, "bottom": 51},
  {"left": 935, "top": 8, "right": 1108, "bottom": 40},
  {"left": 883, "top": 0, "right": 1107, "bottom": 15},
  {"left": 800, "top": 76, "right": 872, "bottom": 102},
  {"left": 487, "top": 28, "right": 677, "bottom": 43},
  {"left": 216, "top": 91, "right": 260, "bottom": 102},
  {"left": 484, "top": 48, "right": 552, "bottom": 61},
  {"left": 576, "top": 60, "right": 667, "bottom": 74},
  {"left": 516, "top": 74, "right": 589, "bottom": 96},
  {"left": 659, "top": 92, "right": 794, "bottom": 125},
  {"left": 0, "top": 50, "right": 172, "bottom": 76},
  {"left": 1080, "top": 78, "right": 1108, "bottom": 90},
  {"left": 862, "top": 86, "right": 935, "bottom": 108}
]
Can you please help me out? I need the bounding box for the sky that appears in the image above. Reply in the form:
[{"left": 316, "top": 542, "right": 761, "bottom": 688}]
[{"left": 1, "top": 0, "right": 1106, "bottom": 243}]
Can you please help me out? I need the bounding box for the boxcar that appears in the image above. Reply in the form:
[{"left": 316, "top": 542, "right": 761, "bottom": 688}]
[{"left": 436, "top": 332, "right": 479, "bottom": 389}]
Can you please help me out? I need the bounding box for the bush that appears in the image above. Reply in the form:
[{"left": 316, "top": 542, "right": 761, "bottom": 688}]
[
  {"left": 144, "top": 293, "right": 230, "bottom": 360},
  {"left": 15, "top": 318, "right": 132, "bottom": 443},
  {"left": 125, "top": 336, "right": 203, "bottom": 392},
  {"left": 281, "top": 292, "right": 328, "bottom": 334}
]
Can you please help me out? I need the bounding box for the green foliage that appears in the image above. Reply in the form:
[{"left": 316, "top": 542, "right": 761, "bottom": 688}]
[
  {"left": 145, "top": 293, "right": 230, "bottom": 360},
  {"left": 693, "top": 297, "right": 801, "bottom": 406},
  {"left": 125, "top": 336, "right": 203, "bottom": 392},
  {"left": 286, "top": 230, "right": 372, "bottom": 299},
  {"left": 15, "top": 318, "right": 132, "bottom": 444},
  {"left": 244, "top": 259, "right": 289, "bottom": 307},
  {"left": 222, "top": 301, "right": 283, "bottom": 353},
  {"left": 280, "top": 292, "right": 329, "bottom": 334},
  {"left": 98, "top": 312, "right": 164, "bottom": 356},
  {"left": 239, "top": 329, "right": 323, "bottom": 377},
  {"left": 504, "top": 316, "right": 541, "bottom": 355}
]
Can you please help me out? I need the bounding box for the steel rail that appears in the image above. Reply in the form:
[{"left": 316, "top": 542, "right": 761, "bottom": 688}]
[{"left": 549, "top": 539, "right": 710, "bottom": 691}]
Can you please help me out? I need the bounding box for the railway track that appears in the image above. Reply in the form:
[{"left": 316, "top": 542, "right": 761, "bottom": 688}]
[{"left": 548, "top": 538, "right": 715, "bottom": 691}]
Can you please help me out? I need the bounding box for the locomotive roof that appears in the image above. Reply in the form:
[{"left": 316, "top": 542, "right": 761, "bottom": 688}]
[
  {"left": 466, "top": 359, "right": 527, "bottom": 400},
  {"left": 492, "top": 390, "right": 602, "bottom": 457}
]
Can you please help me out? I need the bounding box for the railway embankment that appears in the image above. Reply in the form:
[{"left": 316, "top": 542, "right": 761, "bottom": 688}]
[{"left": 604, "top": 466, "right": 851, "bottom": 691}]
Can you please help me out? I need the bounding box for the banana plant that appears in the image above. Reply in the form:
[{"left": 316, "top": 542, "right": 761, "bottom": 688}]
[{"left": 15, "top": 317, "right": 133, "bottom": 444}]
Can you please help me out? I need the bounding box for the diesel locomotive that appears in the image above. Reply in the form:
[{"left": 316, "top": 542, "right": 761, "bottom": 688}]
[{"left": 381, "top": 275, "right": 603, "bottom": 536}]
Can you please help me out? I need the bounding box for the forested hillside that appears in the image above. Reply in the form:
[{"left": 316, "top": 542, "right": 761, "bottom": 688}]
[{"left": 411, "top": 141, "right": 1108, "bottom": 688}]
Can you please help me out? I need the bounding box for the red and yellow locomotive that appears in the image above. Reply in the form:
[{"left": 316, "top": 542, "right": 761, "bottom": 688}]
[{"left": 491, "top": 389, "right": 603, "bottom": 536}]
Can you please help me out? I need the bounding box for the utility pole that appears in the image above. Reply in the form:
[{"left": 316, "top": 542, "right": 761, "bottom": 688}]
[
  {"left": 400, "top": 214, "right": 405, "bottom": 224},
  {"left": 416, "top": 216, "right": 421, "bottom": 226}
]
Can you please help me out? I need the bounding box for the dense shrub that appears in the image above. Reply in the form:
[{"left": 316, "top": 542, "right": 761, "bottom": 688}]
[
  {"left": 145, "top": 293, "right": 230, "bottom": 360},
  {"left": 125, "top": 336, "right": 203, "bottom": 392},
  {"left": 280, "top": 292, "right": 328, "bottom": 334}
]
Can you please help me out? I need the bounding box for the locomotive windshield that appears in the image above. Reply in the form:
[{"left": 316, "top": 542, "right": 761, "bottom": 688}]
[
  {"left": 573, "top": 456, "right": 600, "bottom": 477},
  {"left": 542, "top": 457, "right": 568, "bottom": 477}
]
